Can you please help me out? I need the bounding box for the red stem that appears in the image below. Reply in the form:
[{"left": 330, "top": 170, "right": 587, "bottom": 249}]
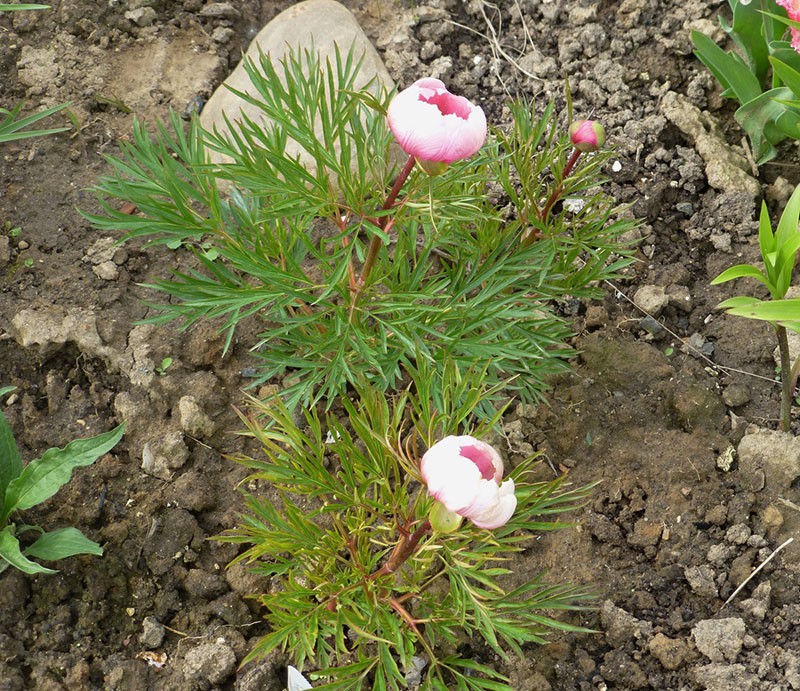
[
  {"left": 368, "top": 519, "right": 432, "bottom": 581},
  {"left": 539, "top": 147, "right": 582, "bottom": 222},
  {"left": 356, "top": 154, "right": 417, "bottom": 290}
]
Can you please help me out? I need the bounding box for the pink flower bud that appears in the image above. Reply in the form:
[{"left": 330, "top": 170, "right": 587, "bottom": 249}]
[
  {"left": 569, "top": 119, "right": 605, "bottom": 153},
  {"left": 420, "top": 435, "right": 517, "bottom": 530},
  {"left": 387, "top": 78, "right": 487, "bottom": 166}
]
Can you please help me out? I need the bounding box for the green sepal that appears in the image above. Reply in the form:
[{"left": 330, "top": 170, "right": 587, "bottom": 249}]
[{"left": 429, "top": 500, "right": 463, "bottom": 533}]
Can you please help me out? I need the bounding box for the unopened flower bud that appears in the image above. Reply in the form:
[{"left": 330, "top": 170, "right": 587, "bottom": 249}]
[
  {"left": 421, "top": 435, "right": 517, "bottom": 530},
  {"left": 569, "top": 119, "right": 605, "bottom": 153}
]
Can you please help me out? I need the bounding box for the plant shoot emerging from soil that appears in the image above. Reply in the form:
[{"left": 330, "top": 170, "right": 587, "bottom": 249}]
[
  {"left": 87, "top": 46, "right": 636, "bottom": 417},
  {"left": 0, "top": 387, "right": 124, "bottom": 574},
  {"left": 712, "top": 184, "right": 800, "bottom": 430},
  {"left": 692, "top": 0, "right": 800, "bottom": 163}
]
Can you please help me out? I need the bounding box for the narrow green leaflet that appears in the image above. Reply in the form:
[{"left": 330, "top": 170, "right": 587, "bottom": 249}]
[
  {"left": 724, "top": 0, "right": 774, "bottom": 81},
  {"left": 0, "top": 4, "right": 50, "bottom": 9},
  {"left": 0, "top": 526, "right": 56, "bottom": 575},
  {"left": 0, "top": 102, "right": 70, "bottom": 144},
  {"left": 24, "top": 527, "right": 103, "bottom": 561},
  {"left": 719, "top": 296, "right": 800, "bottom": 324},
  {"left": 710, "top": 264, "right": 768, "bottom": 286},
  {"left": 770, "top": 57, "right": 800, "bottom": 97},
  {"left": 691, "top": 30, "right": 762, "bottom": 104},
  {"left": 1, "top": 423, "right": 124, "bottom": 522},
  {"left": 0, "top": 386, "right": 22, "bottom": 499}
]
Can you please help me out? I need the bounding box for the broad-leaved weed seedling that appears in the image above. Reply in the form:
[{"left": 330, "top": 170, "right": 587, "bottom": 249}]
[{"left": 0, "top": 387, "right": 124, "bottom": 574}]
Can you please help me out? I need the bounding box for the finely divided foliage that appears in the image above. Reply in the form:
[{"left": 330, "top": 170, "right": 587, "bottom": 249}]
[
  {"left": 86, "top": 45, "right": 636, "bottom": 687},
  {"left": 224, "top": 366, "right": 595, "bottom": 690},
  {"left": 86, "top": 47, "right": 636, "bottom": 415}
]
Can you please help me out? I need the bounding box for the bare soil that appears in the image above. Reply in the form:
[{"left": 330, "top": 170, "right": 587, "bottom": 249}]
[{"left": 2, "top": 1, "right": 800, "bottom": 689}]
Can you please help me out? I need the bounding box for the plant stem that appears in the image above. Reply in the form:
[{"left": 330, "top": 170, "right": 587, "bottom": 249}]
[
  {"left": 368, "top": 519, "right": 432, "bottom": 580},
  {"left": 777, "top": 324, "right": 793, "bottom": 432},
  {"left": 539, "top": 147, "right": 582, "bottom": 222},
  {"left": 356, "top": 154, "right": 416, "bottom": 290}
]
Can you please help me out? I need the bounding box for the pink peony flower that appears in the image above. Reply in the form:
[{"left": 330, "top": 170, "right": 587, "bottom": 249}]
[
  {"left": 386, "top": 78, "right": 487, "bottom": 166},
  {"left": 569, "top": 119, "right": 606, "bottom": 153},
  {"left": 778, "top": 0, "right": 800, "bottom": 53},
  {"left": 421, "top": 435, "right": 517, "bottom": 530}
]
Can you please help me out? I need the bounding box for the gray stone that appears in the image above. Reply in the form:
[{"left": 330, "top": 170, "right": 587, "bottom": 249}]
[
  {"left": 725, "top": 523, "right": 752, "bottom": 545},
  {"left": 211, "top": 26, "right": 235, "bottom": 44},
  {"left": 633, "top": 284, "right": 669, "bottom": 317},
  {"left": 139, "top": 616, "right": 166, "bottom": 649},
  {"left": 199, "top": 0, "right": 396, "bottom": 176},
  {"left": 182, "top": 640, "right": 236, "bottom": 685},
  {"left": 405, "top": 656, "right": 428, "bottom": 686},
  {"left": 93, "top": 261, "right": 119, "bottom": 281},
  {"left": 662, "top": 91, "right": 759, "bottom": 199},
  {"left": 684, "top": 564, "right": 718, "bottom": 598},
  {"left": 83, "top": 236, "right": 116, "bottom": 264},
  {"left": 738, "top": 581, "right": 771, "bottom": 621},
  {"left": 666, "top": 284, "right": 693, "bottom": 313},
  {"left": 706, "top": 542, "right": 735, "bottom": 566},
  {"left": 200, "top": 2, "right": 239, "bottom": 18},
  {"left": 693, "top": 663, "right": 758, "bottom": 691},
  {"left": 83, "top": 238, "right": 119, "bottom": 281},
  {"left": 692, "top": 617, "right": 746, "bottom": 662},
  {"left": 177, "top": 395, "right": 216, "bottom": 439},
  {"left": 141, "top": 431, "right": 190, "bottom": 480},
  {"left": 125, "top": 7, "right": 157, "bottom": 27},
  {"left": 737, "top": 428, "right": 800, "bottom": 493},
  {"left": 10, "top": 306, "right": 124, "bottom": 371},
  {"left": 722, "top": 382, "right": 751, "bottom": 407},
  {"left": 600, "top": 600, "right": 652, "bottom": 647}
]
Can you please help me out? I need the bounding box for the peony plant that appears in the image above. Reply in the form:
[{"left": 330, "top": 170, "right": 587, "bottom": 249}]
[
  {"left": 86, "top": 45, "right": 633, "bottom": 686},
  {"left": 86, "top": 46, "right": 637, "bottom": 417},
  {"left": 225, "top": 362, "right": 594, "bottom": 690}
]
